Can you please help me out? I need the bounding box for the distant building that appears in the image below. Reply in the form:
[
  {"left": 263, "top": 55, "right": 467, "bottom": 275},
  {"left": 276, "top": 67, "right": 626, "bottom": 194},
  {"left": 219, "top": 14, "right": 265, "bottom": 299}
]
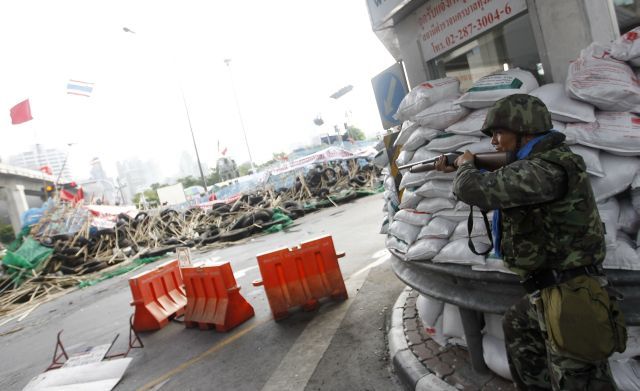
[
  {"left": 89, "top": 157, "right": 108, "bottom": 181},
  {"left": 116, "top": 158, "right": 160, "bottom": 203},
  {"left": 179, "top": 151, "right": 201, "bottom": 178},
  {"left": 8, "top": 144, "right": 72, "bottom": 181}
]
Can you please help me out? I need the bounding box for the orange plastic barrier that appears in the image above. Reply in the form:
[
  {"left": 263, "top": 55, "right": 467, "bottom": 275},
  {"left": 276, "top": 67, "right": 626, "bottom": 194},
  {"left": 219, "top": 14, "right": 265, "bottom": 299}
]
[
  {"left": 181, "top": 262, "right": 255, "bottom": 331},
  {"left": 253, "top": 236, "right": 347, "bottom": 320},
  {"left": 129, "top": 259, "right": 187, "bottom": 331}
]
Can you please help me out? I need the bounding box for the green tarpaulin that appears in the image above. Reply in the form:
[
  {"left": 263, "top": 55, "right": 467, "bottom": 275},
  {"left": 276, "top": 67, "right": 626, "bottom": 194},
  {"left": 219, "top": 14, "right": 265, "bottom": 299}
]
[{"left": 2, "top": 237, "right": 53, "bottom": 285}]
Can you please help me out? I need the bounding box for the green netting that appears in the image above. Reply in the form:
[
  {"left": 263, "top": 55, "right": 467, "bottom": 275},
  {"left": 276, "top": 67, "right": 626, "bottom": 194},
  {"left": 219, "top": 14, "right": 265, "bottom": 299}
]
[
  {"left": 265, "top": 210, "right": 294, "bottom": 233},
  {"left": 2, "top": 237, "right": 54, "bottom": 284},
  {"left": 78, "top": 256, "right": 162, "bottom": 288},
  {"left": 7, "top": 226, "right": 31, "bottom": 252}
]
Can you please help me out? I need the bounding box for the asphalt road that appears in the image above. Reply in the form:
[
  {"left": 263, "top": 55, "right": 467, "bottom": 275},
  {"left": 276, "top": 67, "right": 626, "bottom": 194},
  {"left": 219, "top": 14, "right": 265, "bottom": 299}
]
[{"left": 0, "top": 194, "right": 405, "bottom": 391}]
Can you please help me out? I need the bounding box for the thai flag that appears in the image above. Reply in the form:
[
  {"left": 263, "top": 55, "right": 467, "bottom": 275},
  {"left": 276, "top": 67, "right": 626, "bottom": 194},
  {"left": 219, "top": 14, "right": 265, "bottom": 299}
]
[{"left": 66, "top": 79, "right": 94, "bottom": 97}]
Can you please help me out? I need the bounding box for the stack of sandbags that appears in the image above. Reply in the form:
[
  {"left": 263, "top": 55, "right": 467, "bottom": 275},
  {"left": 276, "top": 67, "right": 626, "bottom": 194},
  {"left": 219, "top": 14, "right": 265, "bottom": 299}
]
[
  {"left": 416, "top": 294, "right": 448, "bottom": 346},
  {"left": 482, "top": 313, "right": 512, "bottom": 380}
]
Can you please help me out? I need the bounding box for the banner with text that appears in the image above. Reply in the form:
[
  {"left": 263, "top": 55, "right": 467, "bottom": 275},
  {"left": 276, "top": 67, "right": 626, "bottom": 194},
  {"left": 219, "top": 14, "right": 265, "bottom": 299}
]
[{"left": 417, "top": 0, "right": 527, "bottom": 62}]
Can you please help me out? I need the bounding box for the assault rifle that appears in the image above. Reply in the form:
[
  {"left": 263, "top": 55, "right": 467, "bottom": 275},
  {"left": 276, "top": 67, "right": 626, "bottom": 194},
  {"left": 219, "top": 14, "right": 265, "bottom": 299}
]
[{"left": 398, "top": 151, "right": 516, "bottom": 173}]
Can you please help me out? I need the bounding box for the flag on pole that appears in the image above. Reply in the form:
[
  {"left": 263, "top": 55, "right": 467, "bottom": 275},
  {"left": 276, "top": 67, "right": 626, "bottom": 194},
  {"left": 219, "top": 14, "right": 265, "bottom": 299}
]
[
  {"left": 10, "top": 99, "right": 33, "bottom": 124},
  {"left": 221, "top": 147, "right": 228, "bottom": 156},
  {"left": 67, "top": 79, "right": 94, "bottom": 97}
]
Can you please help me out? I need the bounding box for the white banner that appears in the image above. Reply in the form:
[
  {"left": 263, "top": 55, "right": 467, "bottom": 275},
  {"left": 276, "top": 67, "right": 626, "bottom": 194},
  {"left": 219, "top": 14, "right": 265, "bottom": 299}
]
[{"left": 417, "top": 0, "right": 527, "bottom": 62}]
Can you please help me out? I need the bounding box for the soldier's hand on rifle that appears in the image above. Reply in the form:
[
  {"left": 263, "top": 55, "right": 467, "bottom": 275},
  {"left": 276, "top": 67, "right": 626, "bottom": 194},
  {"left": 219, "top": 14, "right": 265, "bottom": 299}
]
[
  {"left": 455, "top": 150, "right": 474, "bottom": 167},
  {"left": 435, "top": 154, "right": 457, "bottom": 173}
]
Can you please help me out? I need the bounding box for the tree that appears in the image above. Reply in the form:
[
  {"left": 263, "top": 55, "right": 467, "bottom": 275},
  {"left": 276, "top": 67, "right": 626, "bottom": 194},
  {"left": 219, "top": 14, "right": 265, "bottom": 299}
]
[
  {"left": 346, "top": 126, "right": 366, "bottom": 141},
  {"left": 0, "top": 224, "right": 15, "bottom": 244},
  {"left": 133, "top": 188, "right": 159, "bottom": 204},
  {"left": 207, "top": 169, "right": 222, "bottom": 186},
  {"left": 177, "top": 175, "right": 202, "bottom": 189},
  {"left": 238, "top": 162, "right": 252, "bottom": 176}
]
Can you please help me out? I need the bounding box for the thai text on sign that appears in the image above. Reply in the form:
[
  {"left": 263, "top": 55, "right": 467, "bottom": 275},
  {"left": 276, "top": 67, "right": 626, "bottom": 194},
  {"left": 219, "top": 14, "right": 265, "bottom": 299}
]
[{"left": 417, "top": 0, "right": 527, "bottom": 62}]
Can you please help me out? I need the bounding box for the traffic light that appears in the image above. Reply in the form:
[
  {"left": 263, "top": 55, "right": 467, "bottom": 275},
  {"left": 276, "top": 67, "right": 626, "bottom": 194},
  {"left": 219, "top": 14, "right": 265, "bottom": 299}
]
[{"left": 41, "top": 184, "right": 55, "bottom": 200}]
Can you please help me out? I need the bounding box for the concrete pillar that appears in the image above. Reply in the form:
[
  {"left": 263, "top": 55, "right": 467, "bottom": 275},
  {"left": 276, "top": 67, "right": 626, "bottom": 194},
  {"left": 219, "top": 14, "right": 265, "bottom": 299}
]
[
  {"left": 3, "top": 183, "right": 29, "bottom": 235},
  {"left": 527, "top": 0, "right": 620, "bottom": 83}
]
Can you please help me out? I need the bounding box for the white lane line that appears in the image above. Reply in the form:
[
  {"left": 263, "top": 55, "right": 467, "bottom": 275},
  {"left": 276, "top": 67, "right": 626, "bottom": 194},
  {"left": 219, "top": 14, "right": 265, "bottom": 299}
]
[
  {"left": 350, "top": 253, "right": 390, "bottom": 279},
  {"left": 233, "top": 265, "right": 259, "bottom": 279}
]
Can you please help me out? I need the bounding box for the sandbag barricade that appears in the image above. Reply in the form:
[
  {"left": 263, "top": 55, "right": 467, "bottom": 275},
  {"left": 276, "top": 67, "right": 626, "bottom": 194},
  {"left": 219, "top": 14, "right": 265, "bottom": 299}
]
[
  {"left": 253, "top": 236, "right": 347, "bottom": 320},
  {"left": 181, "top": 262, "right": 255, "bottom": 331},
  {"left": 129, "top": 259, "right": 187, "bottom": 331}
]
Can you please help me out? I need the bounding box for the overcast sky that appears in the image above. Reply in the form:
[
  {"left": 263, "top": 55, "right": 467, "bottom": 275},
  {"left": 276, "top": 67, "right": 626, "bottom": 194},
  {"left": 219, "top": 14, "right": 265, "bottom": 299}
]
[{"left": 0, "top": 0, "right": 394, "bottom": 181}]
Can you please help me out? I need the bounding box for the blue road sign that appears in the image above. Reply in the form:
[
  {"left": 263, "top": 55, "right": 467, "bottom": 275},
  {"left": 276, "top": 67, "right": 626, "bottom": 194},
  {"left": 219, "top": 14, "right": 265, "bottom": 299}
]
[{"left": 371, "top": 62, "right": 409, "bottom": 129}]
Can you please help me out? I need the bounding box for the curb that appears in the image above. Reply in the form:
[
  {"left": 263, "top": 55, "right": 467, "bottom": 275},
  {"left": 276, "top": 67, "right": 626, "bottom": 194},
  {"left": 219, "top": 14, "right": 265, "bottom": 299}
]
[{"left": 388, "top": 287, "right": 457, "bottom": 391}]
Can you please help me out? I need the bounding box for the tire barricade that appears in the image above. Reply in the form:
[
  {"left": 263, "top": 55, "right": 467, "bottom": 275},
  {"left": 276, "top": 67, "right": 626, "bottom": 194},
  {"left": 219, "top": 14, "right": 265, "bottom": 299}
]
[
  {"left": 182, "top": 262, "right": 255, "bottom": 331},
  {"left": 253, "top": 236, "right": 348, "bottom": 320},
  {"left": 129, "top": 259, "right": 187, "bottom": 331}
]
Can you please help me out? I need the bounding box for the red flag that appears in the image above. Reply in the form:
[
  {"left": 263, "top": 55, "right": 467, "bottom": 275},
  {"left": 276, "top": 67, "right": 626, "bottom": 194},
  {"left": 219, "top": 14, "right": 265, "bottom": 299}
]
[
  {"left": 39, "top": 166, "right": 53, "bottom": 175},
  {"left": 10, "top": 99, "right": 33, "bottom": 124},
  {"left": 221, "top": 147, "right": 228, "bottom": 156}
]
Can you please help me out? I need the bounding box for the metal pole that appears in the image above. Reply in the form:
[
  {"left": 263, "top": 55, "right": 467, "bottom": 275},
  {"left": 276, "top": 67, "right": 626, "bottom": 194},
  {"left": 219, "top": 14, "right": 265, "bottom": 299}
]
[
  {"left": 224, "top": 59, "right": 256, "bottom": 172},
  {"left": 181, "top": 91, "right": 208, "bottom": 190}
]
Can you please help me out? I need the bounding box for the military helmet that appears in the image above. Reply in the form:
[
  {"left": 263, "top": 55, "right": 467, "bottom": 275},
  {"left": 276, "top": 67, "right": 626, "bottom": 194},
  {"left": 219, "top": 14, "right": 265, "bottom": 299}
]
[{"left": 480, "top": 94, "right": 553, "bottom": 137}]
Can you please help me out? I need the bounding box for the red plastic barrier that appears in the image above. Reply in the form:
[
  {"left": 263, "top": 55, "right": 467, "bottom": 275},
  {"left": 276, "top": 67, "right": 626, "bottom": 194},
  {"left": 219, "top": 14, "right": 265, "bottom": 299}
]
[
  {"left": 182, "top": 262, "right": 255, "bottom": 331},
  {"left": 253, "top": 236, "right": 347, "bottom": 321},
  {"left": 129, "top": 259, "right": 187, "bottom": 331}
]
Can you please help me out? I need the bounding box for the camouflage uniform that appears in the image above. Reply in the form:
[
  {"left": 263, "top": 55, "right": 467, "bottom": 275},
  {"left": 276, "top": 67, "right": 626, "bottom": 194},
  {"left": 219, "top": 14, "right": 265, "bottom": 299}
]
[{"left": 452, "top": 94, "right": 616, "bottom": 390}]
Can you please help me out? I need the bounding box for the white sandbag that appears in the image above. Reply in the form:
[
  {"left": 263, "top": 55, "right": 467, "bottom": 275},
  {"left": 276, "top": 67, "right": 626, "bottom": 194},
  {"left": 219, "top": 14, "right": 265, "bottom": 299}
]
[
  {"left": 388, "top": 220, "right": 421, "bottom": 245},
  {"left": 408, "top": 145, "right": 441, "bottom": 165},
  {"left": 611, "top": 326, "right": 640, "bottom": 360},
  {"left": 566, "top": 43, "right": 640, "bottom": 112},
  {"left": 415, "top": 180, "right": 454, "bottom": 199},
  {"left": 609, "top": 359, "right": 640, "bottom": 391},
  {"left": 424, "top": 170, "right": 457, "bottom": 181},
  {"left": 483, "top": 335, "right": 512, "bottom": 381},
  {"left": 569, "top": 145, "right": 604, "bottom": 177},
  {"left": 416, "top": 294, "right": 444, "bottom": 328},
  {"left": 451, "top": 218, "right": 488, "bottom": 240},
  {"left": 455, "top": 201, "right": 470, "bottom": 212},
  {"left": 416, "top": 197, "right": 456, "bottom": 214},
  {"left": 457, "top": 137, "right": 494, "bottom": 154},
  {"left": 413, "top": 98, "right": 470, "bottom": 130},
  {"left": 427, "top": 314, "right": 449, "bottom": 347},
  {"left": 394, "top": 120, "right": 421, "bottom": 147},
  {"left": 433, "top": 238, "right": 488, "bottom": 265},
  {"left": 598, "top": 198, "right": 620, "bottom": 248},
  {"left": 418, "top": 217, "right": 458, "bottom": 240},
  {"left": 394, "top": 78, "right": 461, "bottom": 122},
  {"left": 394, "top": 209, "right": 431, "bottom": 226},
  {"left": 395, "top": 150, "right": 415, "bottom": 166},
  {"left": 483, "top": 313, "right": 505, "bottom": 340},
  {"left": 427, "top": 134, "right": 480, "bottom": 153},
  {"left": 529, "top": 83, "right": 596, "bottom": 123},
  {"left": 632, "top": 187, "right": 640, "bottom": 217},
  {"left": 619, "top": 198, "right": 640, "bottom": 235},
  {"left": 399, "top": 172, "right": 428, "bottom": 191},
  {"left": 590, "top": 154, "right": 640, "bottom": 202},
  {"left": 604, "top": 232, "right": 640, "bottom": 270},
  {"left": 564, "top": 112, "right": 640, "bottom": 156},
  {"left": 610, "top": 27, "right": 640, "bottom": 62},
  {"left": 552, "top": 120, "right": 566, "bottom": 131},
  {"left": 406, "top": 238, "right": 449, "bottom": 261},
  {"left": 399, "top": 189, "right": 422, "bottom": 210},
  {"left": 387, "top": 199, "right": 398, "bottom": 221},
  {"left": 383, "top": 175, "right": 395, "bottom": 192},
  {"left": 373, "top": 149, "right": 389, "bottom": 168},
  {"left": 435, "top": 209, "right": 491, "bottom": 222},
  {"left": 386, "top": 235, "right": 409, "bottom": 254},
  {"left": 445, "top": 108, "right": 489, "bottom": 136},
  {"left": 380, "top": 218, "right": 389, "bottom": 235},
  {"left": 403, "top": 127, "right": 442, "bottom": 152},
  {"left": 456, "top": 68, "right": 539, "bottom": 109},
  {"left": 442, "top": 303, "right": 466, "bottom": 340},
  {"left": 384, "top": 189, "right": 400, "bottom": 206}
]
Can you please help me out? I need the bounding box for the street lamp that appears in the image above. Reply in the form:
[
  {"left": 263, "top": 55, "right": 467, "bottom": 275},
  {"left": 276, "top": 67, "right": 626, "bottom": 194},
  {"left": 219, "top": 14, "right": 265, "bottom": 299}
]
[
  {"left": 122, "top": 26, "right": 208, "bottom": 190},
  {"left": 224, "top": 58, "right": 256, "bottom": 173},
  {"left": 330, "top": 85, "right": 355, "bottom": 146}
]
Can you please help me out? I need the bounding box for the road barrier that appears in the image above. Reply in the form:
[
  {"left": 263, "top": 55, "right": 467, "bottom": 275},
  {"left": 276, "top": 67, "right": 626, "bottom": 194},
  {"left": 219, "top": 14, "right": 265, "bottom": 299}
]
[
  {"left": 182, "top": 262, "right": 255, "bottom": 331},
  {"left": 129, "top": 259, "right": 187, "bottom": 331},
  {"left": 253, "top": 236, "right": 347, "bottom": 320}
]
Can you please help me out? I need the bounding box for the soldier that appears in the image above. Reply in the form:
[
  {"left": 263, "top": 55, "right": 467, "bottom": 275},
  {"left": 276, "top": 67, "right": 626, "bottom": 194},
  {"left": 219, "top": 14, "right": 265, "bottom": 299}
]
[{"left": 435, "top": 94, "right": 623, "bottom": 390}]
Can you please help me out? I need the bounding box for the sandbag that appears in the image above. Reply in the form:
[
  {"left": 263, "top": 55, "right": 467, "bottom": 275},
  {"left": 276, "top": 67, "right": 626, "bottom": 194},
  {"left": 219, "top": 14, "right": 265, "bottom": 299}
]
[
  {"left": 455, "top": 201, "right": 470, "bottom": 212},
  {"left": 482, "top": 335, "right": 512, "bottom": 380},
  {"left": 569, "top": 145, "right": 604, "bottom": 177},
  {"left": 445, "top": 108, "right": 488, "bottom": 136},
  {"left": 394, "top": 209, "right": 431, "bottom": 226},
  {"left": 384, "top": 175, "right": 396, "bottom": 192},
  {"left": 408, "top": 145, "right": 441, "bottom": 165},
  {"left": 387, "top": 199, "right": 398, "bottom": 221},
  {"left": 403, "top": 127, "right": 442, "bottom": 152},
  {"left": 451, "top": 218, "right": 488, "bottom": 240},
  {"left": 564, "top": 112, "right": 640, "bottom": 156},
  {"left": 552, "top": 120, "right": 566, "bottom": 131},
  {"left": 395, "top": 78, "right": 460, "bottom": 122},
  {"left": 457, "top": 137, "right": 494, "bottom": 154},
  {"left": 598, "top": 197, "right": 620, "bottom": 248},
  {"left": 442, "top": 303, "right": 465, "bottom": 339},
  {"left": 417, "top": 217, "right": 458, "bottom": 240},
  {"left": 386, "top": 235, "right": 409, "bottom": 255},
  {"left": 611, "top": 326, "right": 640, "bottom": 360},
  {"left": 394, "top": 120, "right": 421, "bottom": 147},
  {"left": 483, "top": 313, "right": 505, "bottom": 340},
  {"left": 427, "top": 314, "right": 449, "bottom": 347},
  {"left": 427, "top": 134, "right": 480, "bottom": 153},
  {"left": 618, "top": 198, "right": 640, "bottom": 235},
  {"left": 456, "top": 68, "right": 539, "bottom": 109},
  {"left": 380, "top": 218, "right": 389, "bottom": 235},
  {"left": 433, "top": 238, "right": 488, "bottom": 265},
  {"left": 529, "top": 83, "right": 596, "bottom": 123},
  {"left": 632, "top": 187, "right": 640, "bottom": 216},
  {"left": 604, "top": 232, "right": 640, "bottom": 271},
  {"left": 373, "top": 149, "right": 389, "bottom": 168},
  {"left": 566, "top": 43, "right": 640, "bottom": 112},
  {"left": 415, "top": 180, "right": 454, "bottom": 199},
  {"left": 424, "top": 170, "right": 457, "bottom": 181},
  {"left": 384, "top": 189, "right": 400, "bottom": 206},
  {"left": 416, "top": 197, "right": 456, "bottom": 214},
  {"left": 399, "top": 172, "right": 428, "bottom": 191},
  {"left": 395, "top": 150, "right": 415, "bottom": 167},
  {"left": 406, "top": 238, "right": 448, "bottom": 261},
  {"left": 609, "top": 359, "right": 640, "bottom": 391},
  {"left": 610, "top": 26, "right": 640, "bottom": 63},
  {"left": 399, "top": 189, "right": 422, "bottom": 210},
  {"left": 416, "top": 294, "right": 444, "bottom": 328},
  {"left": 590, "top": 154, "right": 640, "bottom": 202},
  {"left": 413, "top": 98, "right": 470, "bottom": 130},
  {"left": 388, "top": 220, "right": 421, "bottom": 245},
  {"left": 435, "top": 209, "right": 490, "bottom": 222}
]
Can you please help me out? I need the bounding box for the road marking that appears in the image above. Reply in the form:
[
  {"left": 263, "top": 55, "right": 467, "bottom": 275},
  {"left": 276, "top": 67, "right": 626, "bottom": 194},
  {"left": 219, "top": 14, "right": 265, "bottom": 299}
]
[
  {"left": 351, "top": 250, "right": 390, "bottom": 279},
  {"left": 137, "top": 319, "right": 268, "bottom": 391},
  {"left": 233, "top": 265, "right": 258, "bottom": 279}
]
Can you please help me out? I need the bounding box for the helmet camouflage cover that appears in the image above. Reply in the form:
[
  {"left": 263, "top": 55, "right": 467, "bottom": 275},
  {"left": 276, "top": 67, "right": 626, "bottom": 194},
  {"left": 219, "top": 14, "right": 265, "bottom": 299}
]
[{"left": 480, "top": 94, "right": 553, "bottom": 137}]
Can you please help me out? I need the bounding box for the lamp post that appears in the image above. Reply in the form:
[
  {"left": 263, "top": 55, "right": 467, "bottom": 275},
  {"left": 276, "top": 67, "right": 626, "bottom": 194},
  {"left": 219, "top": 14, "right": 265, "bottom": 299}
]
[
  {"left": 224, "top": 58, "right": 256, "bottom": 173},
  {"left": 122, "top": 26, "right": 208, "bottom": 190},
  {"left": 330, "top": 85, "right": 354, "bottom": 147}
]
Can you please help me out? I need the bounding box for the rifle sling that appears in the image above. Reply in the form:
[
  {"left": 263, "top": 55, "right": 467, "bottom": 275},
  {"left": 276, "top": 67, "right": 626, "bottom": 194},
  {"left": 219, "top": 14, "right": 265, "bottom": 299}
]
[{"left": 467, "top": 205, "right": 493, "bottom": 256}]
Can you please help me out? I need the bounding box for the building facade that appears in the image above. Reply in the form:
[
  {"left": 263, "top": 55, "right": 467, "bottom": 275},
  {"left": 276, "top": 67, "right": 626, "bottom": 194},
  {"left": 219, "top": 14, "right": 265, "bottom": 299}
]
[{"left": 8, "top": 144, "right": 73, "bottom": 181}]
